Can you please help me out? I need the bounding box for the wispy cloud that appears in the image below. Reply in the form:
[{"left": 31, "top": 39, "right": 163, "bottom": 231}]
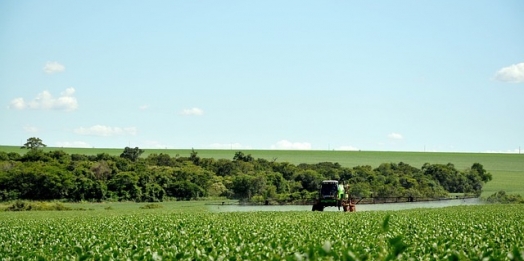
[
  {"left": 336, "top": 145, "right": 359, "bottom": 151},
  {"left": 55, "top": 141, "right": 91, "bottom": 148},
  {"left": 494, "top": 62, "right": 524, "bottom": 83},
  {"left": 8, "top": 88, "right": 78, "bottom": 111},
  {"left": 74, "top": 125, "right": 137, "bottom": 137},
  {"left": 139, "top": 104, "right": 149, "bottom": 110},
  {"left": 43, "top": 61, "right": 65, "bottom": 74},
  {"left": 271, "top": 140, "right": 311, "bottom": 150},
  {"left": 388, "top": 133, "right": 403, "bottom": 140},
  {"left": 180, "top": 107, "right": 204, "bottom": 116},
  {"left": 23, "top": 126, "right": 39, "bottom": 133},
  {"left": 483, "top": 149, "right": 522, "bottom": 154},
  {"left": 209, "top": 143, "right": 251, "bottom": 150}
]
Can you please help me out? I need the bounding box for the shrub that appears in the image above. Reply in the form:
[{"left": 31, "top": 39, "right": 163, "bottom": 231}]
[
  {"left": 139, "top": 203, "right": 163, "bottom": 209},
  {"left": 486, "top": 191, "right": 524, "bottom": 204},
  {"left": 5, "top": 200, "right": 72, "bottom": 211}
]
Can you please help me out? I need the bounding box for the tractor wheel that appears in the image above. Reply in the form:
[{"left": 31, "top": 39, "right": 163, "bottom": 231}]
[{"left": 312, "top": 204, "right": 324, "bottom": 211}]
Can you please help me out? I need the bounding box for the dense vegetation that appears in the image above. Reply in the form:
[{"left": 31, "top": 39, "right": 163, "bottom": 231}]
[
  {"left": 487, "top": 190, "right": 524, "bottom": 204},
  {"left": 0, "top": 204, "right": 522, "bottom": 260},
  {"left": 0, "top": 139, "right": 492, "bottom": 203}
]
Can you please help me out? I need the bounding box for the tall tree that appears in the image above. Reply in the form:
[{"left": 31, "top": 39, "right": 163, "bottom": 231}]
[
  {"left": 20, "top": 137, "right": 47, "bottom": 150},
  {"left": 233, "top": 151, "right": 254, "bottom": 162},
  {"left": 120, "top": 147, "right": 144, "bottom": 162}
]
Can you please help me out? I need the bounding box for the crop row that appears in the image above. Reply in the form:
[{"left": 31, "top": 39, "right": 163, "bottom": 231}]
[{"left": 0, "top": 204, "right": 523, "bottom": 260}]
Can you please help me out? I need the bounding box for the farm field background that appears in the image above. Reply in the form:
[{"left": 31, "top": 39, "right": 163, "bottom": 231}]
[
  {"left": 1, "top": 146, "right": 523, "bottom": 196},
  {"left": 1, "top": 146, "right": 523, "bottom": 260}
]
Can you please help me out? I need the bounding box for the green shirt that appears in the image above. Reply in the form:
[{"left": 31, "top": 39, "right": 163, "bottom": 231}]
[{"left": 338, "top": 184, "right": 344, "bottom": 199}]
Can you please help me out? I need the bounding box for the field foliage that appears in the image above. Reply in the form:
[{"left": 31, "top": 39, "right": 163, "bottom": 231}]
[
  {"left": 2, "top": 146, "right": 522, "bottom": 198},
  {"left": 0, "top": 204, "right": 523, "bottom": 260},
  {"left": 0, "top": 148, "right": 495, "bottom": 203}
]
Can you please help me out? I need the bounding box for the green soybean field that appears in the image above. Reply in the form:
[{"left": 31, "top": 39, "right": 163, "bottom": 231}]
[{"left": 1, "top": 204, "right": 523, "bottom": 260}]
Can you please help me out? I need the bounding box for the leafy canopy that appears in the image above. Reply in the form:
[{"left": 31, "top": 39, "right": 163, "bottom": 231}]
[{"left": 20, "top": 137, "right": 47, "bottom": 150}]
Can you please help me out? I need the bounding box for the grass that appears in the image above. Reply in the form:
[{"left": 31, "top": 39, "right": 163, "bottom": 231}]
[
  {"left": 2, "top": 146, "right": 523, "bottom": 196},
  {"left": 0, "top": 200, "right": 221, "bottom": 220}
]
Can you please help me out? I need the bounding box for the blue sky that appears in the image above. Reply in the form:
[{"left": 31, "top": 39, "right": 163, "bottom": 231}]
[{"left": 1, "top": 1, "right": 523, "bottom": 152}]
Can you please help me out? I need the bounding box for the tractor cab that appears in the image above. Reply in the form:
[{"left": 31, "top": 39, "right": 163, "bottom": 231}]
[
  {"left": 320, "top": 180, "right": 339, "bottom": 199},
  {"left": 311, "top": 180, "right": 341, "bottom": 211}
]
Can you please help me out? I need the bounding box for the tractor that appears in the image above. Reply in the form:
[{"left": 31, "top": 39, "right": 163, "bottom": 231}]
[{"left": 312, "top": 180, "right": 356, "bottom": 212}]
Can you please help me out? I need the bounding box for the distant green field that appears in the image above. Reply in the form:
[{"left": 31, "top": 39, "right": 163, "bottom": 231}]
[{"left": 2, "top": 146, "right": 523, "bottom": 196}]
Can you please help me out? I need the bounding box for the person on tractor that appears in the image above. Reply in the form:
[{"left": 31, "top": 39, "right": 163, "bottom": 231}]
[
  {"left": 337, "top": 182, "right": 344, "bottom": 210},
  {"left": 338, "top": 183, "right": 344, "bottom": 199}
]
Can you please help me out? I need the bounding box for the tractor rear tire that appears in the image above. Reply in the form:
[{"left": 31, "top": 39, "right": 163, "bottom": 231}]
[{"left": 312, "top": 204, "right": 324, "bottom": 211}]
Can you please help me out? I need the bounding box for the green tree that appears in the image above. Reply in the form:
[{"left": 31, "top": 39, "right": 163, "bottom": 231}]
[
  {"left": 189, "top": 148, "right": 200, "bottom": 165},
  {"left": 20, "top": 137, "right": 47, "bottom": 150},
  {"left": 272, "top": 162, "right": 297, "bottom": 180},
  {"left": 4, "top": 162, "right": 75, "bottom": 200},
  {"left": 0, "top": 152, "right": 9, "bottom": 161},
  {"left": 7, "top": 152, "right": 21, "bottom": 161},
  {"left": 470, "top": 163, "right": 492, "bottom": 183},
  {"left": 20, "top": 149, "right": 52, "bottom": 162},
  {"left": 230, "top": 174, "right": 267, "bottom": 199},
  {"left": 207, "top": 177, "right": 228, "bottom": 197},
  {"left": 46, "top": 150, "right": 71, "bottom": 164},
  {"left": 108, "top": 172, "right": 142, "bottom": 201},
  {"left": 294, "top": 170, "right": 322, "bottom": 192},
  {"left": 166, "top": 180, "right": 203, "bottom": 200},
  {"left": 90, "top": 161, "right": 113, "bottom": 180},
  {"left": 147, "top": 153, "right": 175, "bottom": 166},
  {"left": 348, "top": 182, "right": 371, "bottom": 198},
  {"left": 214, "top": 159, "right": 235, "bottom": 176},
  {"left": 486, "top": 190, "right": 524, "bottom": 204},
  {"left": 120, "top": 147, "right": 145, "bottom": 162},
  {"left": 142, "top": 183, "right": 166, "bottom": 202},
  {"left": 233, "top": 151, "right": 254, "bottom": 163},
  {"left": 70, "top": 175, "right": 106, "bottom": 202},
  {"left": 265, "top": 171, "right": 289, "bottom": 194}
]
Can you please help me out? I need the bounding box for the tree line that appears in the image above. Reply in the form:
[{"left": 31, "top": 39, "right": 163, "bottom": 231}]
[{"left": 0, "top": 138, "right": 492, "bottom": 203}]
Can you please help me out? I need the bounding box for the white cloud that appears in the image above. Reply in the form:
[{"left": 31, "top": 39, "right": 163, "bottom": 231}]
[
  {"left": 209, "top": 143, "right": 251, "bottom": 150},
  {"left": 9, "top": 98, "right": 26, "bottom": 110},
  {"left": 139, "top": 104, "right": 149, "bottom": 110},
  {"left": 483, "top": 149, "right": 521, "bottom": 154},
  {"left": 43, "top": 61, "right": 65, "bottom": 74},
  {"left": 55, "top": 141, "right": 91, "bottom": 148},
  {"left": 336, "top": 145, "right": 359, "bottom": 151},
  {"left": 8, "top": 88, "right": 78, "bottom": 111},
  {"left": 271, "top": 140, "right": 312, "bottom": 150},
  {"left": 23, "top": 126, "right": 39, "bottom": 133},
  {"left": 388, "top": 133, "right": 403, "bottom": 140},
  {"left": 494, "top": 63, "right": 524, "bottom": 83},
  {"left": 180, "top": 107, "right": 204, "bottom": 116},
  {"left": 74, "top": 125, "right": 137, "bottom": 137}
]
